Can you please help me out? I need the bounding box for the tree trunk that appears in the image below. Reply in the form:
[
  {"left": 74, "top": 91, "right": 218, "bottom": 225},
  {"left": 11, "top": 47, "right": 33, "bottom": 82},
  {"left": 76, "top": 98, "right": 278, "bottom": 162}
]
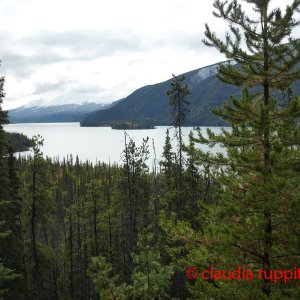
[
  {"left": 69, "top": 212, "right": 74, "bottom": 299},
  {"left": 31, "top": 162, "right": 41, "bottom": 299},
  {"left": 262, "top": 5, "right": 272, "bottom": 296}
]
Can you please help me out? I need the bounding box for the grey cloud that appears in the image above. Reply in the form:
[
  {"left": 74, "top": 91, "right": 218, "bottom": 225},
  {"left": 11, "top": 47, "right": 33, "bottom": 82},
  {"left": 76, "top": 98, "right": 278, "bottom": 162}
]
[
  {"left": 22, "top": 30, "right": 148, "bottom": 60},
  {"left": 32, "top": 78, "right": 107, "bottom": 100},
  {"left": 164, "top": 28, "right": 227, "bottom": 52},
  {"left": 0, "top": 29, "right": 152, "bottom": 78},
  {"left": 0, "top": 28, "right": 214, "bottom": 80},
  {"left": 71, "top": 84, "right": 106, "bottom": 95},
  {"left": 0, "top": 27, "right": 220, "bottom": 107},
  {"left": 3, "top": 52, "right": 67, "bottom": 76},
  {"left": 0, "top": 33, "right": 67, "bottom": 78},
  {"left": 33, "top": 81, "right": 71, "bottom": 94}
]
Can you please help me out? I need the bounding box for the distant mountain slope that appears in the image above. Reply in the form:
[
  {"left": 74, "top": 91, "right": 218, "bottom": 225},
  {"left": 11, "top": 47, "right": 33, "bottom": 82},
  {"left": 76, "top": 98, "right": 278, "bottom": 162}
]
[
  {"left": 8, "top": 102, "right": 108, "bottom": 123},
  {"left": 81, "top": 61, "right": 300, "bottom": 127},
  {"left": 80, "top": 62, "right": 240, "bottom": 127}
]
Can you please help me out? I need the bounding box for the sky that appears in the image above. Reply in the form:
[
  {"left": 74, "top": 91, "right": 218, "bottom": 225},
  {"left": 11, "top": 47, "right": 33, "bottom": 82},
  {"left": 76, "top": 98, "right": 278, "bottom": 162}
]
[{"left": 0, "top": 0, "right": 298, "bottom": 109}]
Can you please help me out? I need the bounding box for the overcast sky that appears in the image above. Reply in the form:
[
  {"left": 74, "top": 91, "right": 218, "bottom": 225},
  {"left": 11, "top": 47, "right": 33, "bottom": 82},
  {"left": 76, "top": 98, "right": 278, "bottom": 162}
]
[{"left": 0, "top": 0, "right": 297, "bottom": 109}]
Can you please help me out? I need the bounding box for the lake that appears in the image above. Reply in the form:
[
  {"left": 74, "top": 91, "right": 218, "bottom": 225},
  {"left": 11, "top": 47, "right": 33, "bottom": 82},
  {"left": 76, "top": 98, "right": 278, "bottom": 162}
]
[{"left": 4, "top": 123, "right": 226, "bottom": 167}]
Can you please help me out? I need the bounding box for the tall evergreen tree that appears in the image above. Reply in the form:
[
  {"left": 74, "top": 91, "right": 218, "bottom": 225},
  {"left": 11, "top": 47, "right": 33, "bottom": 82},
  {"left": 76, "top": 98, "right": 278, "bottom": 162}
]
[
  {"left": 119, "top": 133, "right": 151, "bottom": 278},
  {"left": 0, "top": 200, "right": 19, "bottom": 298},
  {"left": 0, "top": 61, "right": 23, "bottom": 298},
  {"left": 18, "top": 135, "right": 55, "bottom": 299},
  {"left": 185, "top": 0, "right": 300, "bottom": 297},
  {"left": 160, "top": 129, "right": 177, "bottom": 208},
  {"left": 166, "top": 75, "right": 191, "bottom": 219},
  {"left": 166, "top": 76, "right": 192, "bottom": 300},
  {"left": 0, "top": 62, "right": 8, "bottom": 200}
]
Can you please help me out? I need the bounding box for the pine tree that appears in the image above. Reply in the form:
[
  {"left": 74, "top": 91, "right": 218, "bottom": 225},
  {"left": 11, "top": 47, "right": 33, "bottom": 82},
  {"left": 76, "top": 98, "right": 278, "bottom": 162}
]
[
  {"left": 88, "top": 256, "right": 125, "bottom": 300},
  {"left": 127, "top": 229, "right": 173, "bottom": 300},
  {"left": 185, "top": 0, "right": 300, "bottom": 297},
  {"left": 18, "top": 135, "right": 55, "bottom": 299},
  {"left": 119, "top": 133, "right": 150, "bottom": 277},
  {"left": 0, "top": 62, "right": 22, "bottom": 298},
  {"left": 1, "top": 146, "right": 26, "bottom": 300},
  {"left": 0, "top": 200, "right": 19, "bottom": 298},
  {"left": 0, "top": 62, "right": 8, "bottom": 200},
  {"left": 160, "top": 129, "right": 175, "bottom": 179},
  {"left": 160, "top": 129, "right": 177, "bottom": 199},
  {"left": 166, "top": 75, "right": 191, "bottom": 219}
]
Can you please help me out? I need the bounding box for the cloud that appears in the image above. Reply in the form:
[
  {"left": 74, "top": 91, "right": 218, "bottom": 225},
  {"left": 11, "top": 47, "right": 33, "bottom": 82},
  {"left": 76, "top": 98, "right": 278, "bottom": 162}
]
[
  {"left": 22, "top": 30, "right": 146, "bottom": 59},
  {"left": 0, "top": 0, "right": 224, "bottom": 110},
  {"left": 0, "top": 24, "right": 225, "bottom": 109},
  {"left": 0, "top": 32, "right": 67, "bottom": 77},
  {"left": 29, "top": 77, "right": 108, "bottom": 104},
  {"left": 2, "top": 0, "right": 295, "bottom": 110},
  {"left": 1, "top": 28, "right": 172, "bottom": 79},
  {"left": 33, "top": 81, "right": 70, "bottom": 95}
]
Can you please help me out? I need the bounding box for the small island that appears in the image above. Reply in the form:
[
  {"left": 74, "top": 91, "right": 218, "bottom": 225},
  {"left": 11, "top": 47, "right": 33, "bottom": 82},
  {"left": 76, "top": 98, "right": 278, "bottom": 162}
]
[{"left": 81, "top": 118, "right": 156, "bottom": 130}]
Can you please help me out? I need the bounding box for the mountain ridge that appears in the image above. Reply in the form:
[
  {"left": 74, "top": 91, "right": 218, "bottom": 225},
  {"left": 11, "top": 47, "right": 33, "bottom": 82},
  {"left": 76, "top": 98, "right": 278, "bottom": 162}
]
[
  {"left": 9, "top": 60, "right": 299, "bottom": 126},
  {"left": 80, "top": 61, "right": 236, "bottom": 127},
  {"left": 80, "top": 60, "right": 300, "bottom": 127}
]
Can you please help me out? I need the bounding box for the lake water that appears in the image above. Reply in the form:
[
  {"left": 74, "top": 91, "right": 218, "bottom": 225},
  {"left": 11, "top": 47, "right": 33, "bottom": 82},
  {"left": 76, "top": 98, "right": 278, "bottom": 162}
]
[{"left": 4, "top": 123, "right": 226, "bottom": 166}]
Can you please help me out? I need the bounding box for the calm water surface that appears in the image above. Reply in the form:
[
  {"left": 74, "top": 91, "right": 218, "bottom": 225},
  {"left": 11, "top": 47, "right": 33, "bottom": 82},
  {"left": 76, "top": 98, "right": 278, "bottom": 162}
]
[{"left": 4, "top": 123, "right": 226, "bottom": 166}]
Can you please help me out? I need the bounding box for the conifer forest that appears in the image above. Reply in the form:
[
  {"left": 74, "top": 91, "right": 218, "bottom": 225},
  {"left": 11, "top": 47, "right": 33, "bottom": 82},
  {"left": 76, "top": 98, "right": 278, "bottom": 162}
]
[{"left": 1, "top": 0, "right": 300, "bottom": 299}]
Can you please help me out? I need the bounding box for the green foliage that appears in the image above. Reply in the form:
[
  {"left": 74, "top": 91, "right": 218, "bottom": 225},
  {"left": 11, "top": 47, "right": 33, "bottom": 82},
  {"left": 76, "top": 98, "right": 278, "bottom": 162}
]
[
  {"left": 0, "top": 262, "right": 19, "bottom": 298},
  {"left": 0, "top": 210, "right": 19, "bottom": 299},
  {"left": 127, "top": 229, "right": 174, "bottom": 300},
  {"left": 0, "top": 200, "right": 20, "bottom": 298},
  {"left": 88, "top": 256, "right": 126, "bottom": 300}
]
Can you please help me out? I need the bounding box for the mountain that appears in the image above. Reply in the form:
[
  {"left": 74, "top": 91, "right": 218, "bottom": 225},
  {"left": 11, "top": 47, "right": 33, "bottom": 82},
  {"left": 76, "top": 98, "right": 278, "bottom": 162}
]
[
  {"left": 8, "top": 102, "right": 109, "bottom": 123},
  {"left": 80, "top": 61, "right": 300, "bottom": 127},
  {"left": 80, "top": 62, "right": 239, "bottom": 127},
  {"left": 10, "top": 61, "right": 300, "bottom": 126}
]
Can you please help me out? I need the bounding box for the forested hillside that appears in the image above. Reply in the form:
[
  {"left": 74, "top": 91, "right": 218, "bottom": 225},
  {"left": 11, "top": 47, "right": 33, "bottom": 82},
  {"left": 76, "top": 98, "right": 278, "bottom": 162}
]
[
  {"left": 81, "top": 65, "right": 300, "bottom": 128},
  {"left": 5, "top": 132, "right": 34, "bottom": 152},
  {"left": 1, "top": 0, "right": 300, "bottom": 299},
  {"left": 80, "top": 63, "right": 239, "bottom": 127}
]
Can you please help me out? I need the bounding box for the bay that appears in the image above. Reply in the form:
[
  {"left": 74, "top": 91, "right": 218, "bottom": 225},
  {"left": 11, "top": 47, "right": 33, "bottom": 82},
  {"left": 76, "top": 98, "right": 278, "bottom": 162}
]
[{"left": 4, "top": 123, "right": 226, "bottom": 166}]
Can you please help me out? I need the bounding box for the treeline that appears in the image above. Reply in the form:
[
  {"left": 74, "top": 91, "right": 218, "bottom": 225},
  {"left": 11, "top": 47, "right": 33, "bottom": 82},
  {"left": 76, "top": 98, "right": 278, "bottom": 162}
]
[{"left": 81, "top": 119, "right": 156, "bottom": 130}]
